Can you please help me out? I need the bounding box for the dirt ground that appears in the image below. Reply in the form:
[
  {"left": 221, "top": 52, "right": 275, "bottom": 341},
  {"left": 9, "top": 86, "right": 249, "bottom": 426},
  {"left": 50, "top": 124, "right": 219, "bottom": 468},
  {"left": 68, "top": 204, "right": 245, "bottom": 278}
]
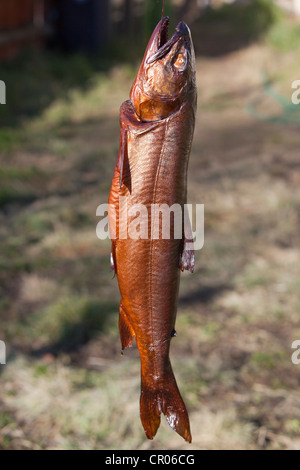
[{"left": 0, "top": 15, "right": 300, "bottom": 449}]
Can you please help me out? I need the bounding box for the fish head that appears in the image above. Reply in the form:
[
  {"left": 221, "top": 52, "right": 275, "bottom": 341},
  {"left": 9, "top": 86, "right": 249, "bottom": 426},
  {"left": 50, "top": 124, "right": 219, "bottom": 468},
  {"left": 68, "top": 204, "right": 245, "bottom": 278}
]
[{"left": 130, "top": 17, "right": 196, "bottom": 122}]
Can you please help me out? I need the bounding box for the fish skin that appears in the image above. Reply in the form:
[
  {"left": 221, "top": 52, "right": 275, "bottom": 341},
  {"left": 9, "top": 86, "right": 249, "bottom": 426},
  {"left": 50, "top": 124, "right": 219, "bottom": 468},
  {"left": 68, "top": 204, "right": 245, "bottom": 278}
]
[{"left": 108, "top": 17, "right": 197, "bottom": 443}]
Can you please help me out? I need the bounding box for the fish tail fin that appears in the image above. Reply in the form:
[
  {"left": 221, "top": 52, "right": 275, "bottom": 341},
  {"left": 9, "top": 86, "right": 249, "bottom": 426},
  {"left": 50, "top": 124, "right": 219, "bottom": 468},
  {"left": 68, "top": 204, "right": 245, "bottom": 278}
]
[
  {"left": 140, "top": 386, "right": 161, "bottom": 440},
  {"left": 140, "top": 364, "right": 192, "bottom": 443}
]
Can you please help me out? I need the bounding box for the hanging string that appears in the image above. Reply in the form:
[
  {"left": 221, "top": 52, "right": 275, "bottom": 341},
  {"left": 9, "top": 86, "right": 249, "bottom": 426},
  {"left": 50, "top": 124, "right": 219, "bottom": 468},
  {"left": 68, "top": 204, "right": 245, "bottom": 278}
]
[
  {"left": 159, "top": 0, "right": 166, "bottom": 41},
  {"left": 161, "top": 0, "right": 166, "bottom": 23}
]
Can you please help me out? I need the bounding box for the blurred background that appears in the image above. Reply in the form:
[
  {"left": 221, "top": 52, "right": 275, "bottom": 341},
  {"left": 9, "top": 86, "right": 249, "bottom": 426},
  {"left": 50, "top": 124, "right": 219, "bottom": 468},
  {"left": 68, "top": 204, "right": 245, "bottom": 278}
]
[{"left": 0, "top": 0, "right": 300, "bottom": 450}]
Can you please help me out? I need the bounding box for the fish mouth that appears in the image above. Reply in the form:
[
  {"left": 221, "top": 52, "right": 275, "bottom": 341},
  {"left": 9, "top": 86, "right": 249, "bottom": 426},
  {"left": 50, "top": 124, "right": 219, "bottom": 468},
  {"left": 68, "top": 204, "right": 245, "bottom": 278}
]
[
  {"left": 147, "top": 18, "right": 190, "bottom": 65},
  {"left": 158, "top": 16, "right": 170, "bottom": 50}
]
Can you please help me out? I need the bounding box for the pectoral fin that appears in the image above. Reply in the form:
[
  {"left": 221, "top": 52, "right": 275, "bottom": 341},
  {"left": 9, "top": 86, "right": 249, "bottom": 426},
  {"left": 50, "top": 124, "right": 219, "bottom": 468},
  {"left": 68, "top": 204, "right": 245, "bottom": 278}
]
[
  {"left": 110, "top": 241, "right": 117, "bottom": 274},
  {"left": 180, "top": 238, "right": 195, "bottom": 273},
  {"left": 179, "top": 213, "right": 195, "bottom": 273},
  {"left": 110, "top": 252, "right": 115, "bottom": 271},
  {"left": 117, "top": 128, "right": 128, "bottom": 189}
]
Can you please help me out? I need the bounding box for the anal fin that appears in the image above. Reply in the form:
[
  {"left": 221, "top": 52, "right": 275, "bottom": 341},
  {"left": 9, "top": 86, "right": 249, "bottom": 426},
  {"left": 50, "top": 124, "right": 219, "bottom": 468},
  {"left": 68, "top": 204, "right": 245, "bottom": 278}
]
[{"left": 119, "top": 302, "right": 135, "bottom": 352}]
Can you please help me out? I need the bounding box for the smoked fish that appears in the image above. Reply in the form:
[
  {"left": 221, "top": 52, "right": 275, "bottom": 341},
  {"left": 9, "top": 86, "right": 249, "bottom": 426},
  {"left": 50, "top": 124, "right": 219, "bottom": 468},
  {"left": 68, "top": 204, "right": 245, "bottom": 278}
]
[{"left": 108, "top": 17, "right": 197, "bottom": 442}]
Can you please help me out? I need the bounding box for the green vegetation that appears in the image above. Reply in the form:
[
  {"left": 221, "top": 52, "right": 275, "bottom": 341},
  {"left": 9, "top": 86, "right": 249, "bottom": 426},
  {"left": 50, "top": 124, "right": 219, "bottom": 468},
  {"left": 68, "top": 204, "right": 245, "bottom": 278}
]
[
  {"left": 202, "top": 0, "right": 282, "bottom": 40},
  {"left": 267, "top": 19, "right": 300, "bottom": 52},
  {"left": 0, "top": 166, "right": 44, "bottom": 207},
  {"left": 19, "top": 297, "right": 118, "bottom": 352}
]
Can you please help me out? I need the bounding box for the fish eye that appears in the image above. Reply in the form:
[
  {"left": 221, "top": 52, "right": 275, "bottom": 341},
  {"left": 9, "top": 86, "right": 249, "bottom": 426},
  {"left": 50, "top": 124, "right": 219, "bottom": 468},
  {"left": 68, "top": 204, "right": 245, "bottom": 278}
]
[{"left": 174, "top": 53, "right": 186, "bottom": 70}]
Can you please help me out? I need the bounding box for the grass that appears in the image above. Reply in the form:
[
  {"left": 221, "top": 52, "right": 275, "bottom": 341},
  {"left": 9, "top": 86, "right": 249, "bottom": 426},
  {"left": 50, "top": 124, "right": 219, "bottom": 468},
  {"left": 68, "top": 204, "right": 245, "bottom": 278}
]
[
  {"left": 0, "top": 8, "right": 300, "bottom": 450},
  {"left": 20, "top": 296, "right": 118, "bottom": 353},
  {"left": 0, "top": 166, "right": 45, "bottom": 207}
]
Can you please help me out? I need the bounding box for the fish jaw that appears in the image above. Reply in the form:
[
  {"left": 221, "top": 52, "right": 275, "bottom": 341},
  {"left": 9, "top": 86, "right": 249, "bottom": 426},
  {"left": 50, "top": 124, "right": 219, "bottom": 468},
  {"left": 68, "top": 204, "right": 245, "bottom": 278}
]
[{"left": 141, "top": 16, "right": 171, "bottom": 67}]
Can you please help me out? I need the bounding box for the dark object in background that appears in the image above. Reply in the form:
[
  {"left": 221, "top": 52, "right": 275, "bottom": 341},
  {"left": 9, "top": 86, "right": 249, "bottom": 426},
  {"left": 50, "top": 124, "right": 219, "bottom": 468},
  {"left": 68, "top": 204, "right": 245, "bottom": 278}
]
[
  {"left": 0, "top": 0, "right": 49, "bottom": 60},
  {"left": 59, "top": 0, "right": 110, "bottom": 52}
]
